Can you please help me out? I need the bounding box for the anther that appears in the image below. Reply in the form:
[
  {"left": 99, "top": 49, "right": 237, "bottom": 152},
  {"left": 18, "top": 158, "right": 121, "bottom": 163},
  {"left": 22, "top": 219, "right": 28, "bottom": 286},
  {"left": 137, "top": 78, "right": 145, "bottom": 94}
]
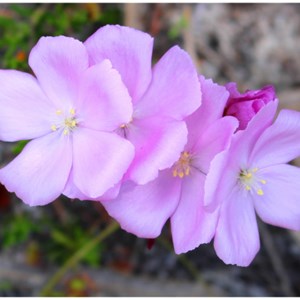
[
  {"left": 172, "top": 151, "right": 191, "bottom": 178},
  {"left": 183, "top": 152, "right": 189, "bottom": 158},
  {"left": 51, "top": 125, "right": 57, "bottom": 131},
  {"left": 257, "top": 189, "right": 264, "bottom": 196},
  {"left": 179, "top": 171, "right": 184, "bottom": 178},
  {"left": 245, "top": 172, "right": 252, "bottom": 179}
]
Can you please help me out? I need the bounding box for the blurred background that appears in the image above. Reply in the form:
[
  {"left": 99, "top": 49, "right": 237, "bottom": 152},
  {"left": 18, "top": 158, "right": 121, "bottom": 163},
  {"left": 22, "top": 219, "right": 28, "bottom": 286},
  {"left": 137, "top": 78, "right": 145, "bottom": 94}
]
[{"left": 0, "top": 3, "right": 300, "bottom": 296}]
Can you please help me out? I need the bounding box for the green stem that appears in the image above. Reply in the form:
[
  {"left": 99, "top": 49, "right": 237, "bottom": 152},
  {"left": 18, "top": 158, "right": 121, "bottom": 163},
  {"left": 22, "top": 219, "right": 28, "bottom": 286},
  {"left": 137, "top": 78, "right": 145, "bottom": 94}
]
[{"left": 40, "top": 221, "right": 119, "bottom": 296}]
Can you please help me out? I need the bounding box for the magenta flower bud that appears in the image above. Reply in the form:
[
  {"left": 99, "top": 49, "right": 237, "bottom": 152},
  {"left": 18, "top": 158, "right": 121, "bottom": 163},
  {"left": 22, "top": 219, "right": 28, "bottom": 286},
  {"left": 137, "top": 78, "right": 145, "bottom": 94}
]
[{"left": 224, "top": 83, "right": 277, "bottom": 130}]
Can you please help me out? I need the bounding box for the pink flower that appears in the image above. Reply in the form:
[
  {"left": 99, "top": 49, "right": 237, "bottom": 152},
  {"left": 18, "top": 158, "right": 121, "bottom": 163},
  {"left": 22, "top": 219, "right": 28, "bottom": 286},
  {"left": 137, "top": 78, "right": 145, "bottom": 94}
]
[
  {"left": 100, "top": 76, "right": 238, "bottom": 253},
  {"left": 0, "top": 36, "right": 134, "bottom": 206},
  {"left": 224, "top": 83, "right": 277, "bottom": 130},
  {"left": 85, "top": 25, "right": 201, "bottom": 185},
  {"left": 205, "top": 99, "right": 300, "bottom": 266}
]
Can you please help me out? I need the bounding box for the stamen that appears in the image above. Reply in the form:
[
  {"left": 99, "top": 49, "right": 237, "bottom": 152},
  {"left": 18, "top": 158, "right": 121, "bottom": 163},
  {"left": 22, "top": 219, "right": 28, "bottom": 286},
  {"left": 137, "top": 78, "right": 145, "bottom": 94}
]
[
  {"left": 239, "top": 167, "right": 267, "bottom": 196},
  {"left": 172, "top": 151, "right": 191, "bottom": 178},
  {"left": 51, "top": 108, "right": 78, "bottom": 135},
  {"left": 257, "top": 189, "right": 264, "bottom": 196},
  {"left": 64, "top": 118, "right": 77, "bottom": 128},
  {"left": 120, "top": 117, "right": 133, "bottom": 129},
  {"left": 179, "top": 171, "right": 184, "bottom": 178},
  {"left": 245, "top": 172, "right": 252, "bottom": 179},
  {"left": 183, "top": 152, "right": 189, "bottom": 158}
]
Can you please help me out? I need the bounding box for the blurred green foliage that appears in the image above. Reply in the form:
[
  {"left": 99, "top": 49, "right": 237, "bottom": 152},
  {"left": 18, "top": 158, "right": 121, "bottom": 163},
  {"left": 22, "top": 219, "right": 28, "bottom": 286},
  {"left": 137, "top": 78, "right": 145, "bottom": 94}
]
[
  {"left": 168, "top": 15, "right": 188, "bottom": 40},
  {"left": 0, "top": 3, "right": 122, "bottom": 70},
  {"left": 0, "top": 206, "right": 104, "bottom": 268},
  {"left": 48, "top": 224, "right": 103, "bottom": 267},
  {"left": 1, "top": 213, "right": 38, "bottom": 248}
]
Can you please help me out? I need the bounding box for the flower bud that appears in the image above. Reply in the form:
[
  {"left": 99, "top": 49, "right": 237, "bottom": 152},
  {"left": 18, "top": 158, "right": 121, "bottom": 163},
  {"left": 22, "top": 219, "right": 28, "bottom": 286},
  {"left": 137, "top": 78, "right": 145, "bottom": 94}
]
[{"left": 224, "top": 83, "right": 276, "bottom": 130}]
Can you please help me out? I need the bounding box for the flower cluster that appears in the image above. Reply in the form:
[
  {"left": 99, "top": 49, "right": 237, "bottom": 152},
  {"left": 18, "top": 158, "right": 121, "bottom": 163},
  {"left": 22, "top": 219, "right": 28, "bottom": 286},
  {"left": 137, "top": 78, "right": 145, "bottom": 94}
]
[{"left": 1, "top": 25, "right": 300, "bottom": 267}]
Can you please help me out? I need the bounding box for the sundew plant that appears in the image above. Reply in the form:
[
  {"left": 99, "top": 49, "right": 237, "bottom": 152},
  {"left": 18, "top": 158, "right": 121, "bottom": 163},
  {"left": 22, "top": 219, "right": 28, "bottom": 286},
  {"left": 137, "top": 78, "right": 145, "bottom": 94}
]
[{"left": 1, "top": 6, "right": 300, "bottom": 295}]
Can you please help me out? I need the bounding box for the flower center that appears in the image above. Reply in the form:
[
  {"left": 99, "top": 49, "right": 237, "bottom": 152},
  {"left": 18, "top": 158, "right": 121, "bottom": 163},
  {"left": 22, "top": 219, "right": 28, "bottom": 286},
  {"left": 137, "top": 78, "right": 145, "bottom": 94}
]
[
  {"left": 239, "top": 167, "right": 266, "bottom": 196},
  {"left": 120, "top": 117, "right": 133, "bottom": 129},
  {"left": 51, "top": 108, "right": 78, "bottom": 135},
  {"left": 117, "top": 118, "right": 133, "bottom": 139},
  {"left": 172, "top": 151, "right": 191, "bottom": 178}
]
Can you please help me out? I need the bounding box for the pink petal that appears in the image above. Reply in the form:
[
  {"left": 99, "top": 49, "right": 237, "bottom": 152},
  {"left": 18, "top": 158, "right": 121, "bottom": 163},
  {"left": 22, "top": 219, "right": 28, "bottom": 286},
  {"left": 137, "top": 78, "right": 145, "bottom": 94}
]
[
  {"left": 64, "top": 170, "right": 121, "bottom": 201},
  {"left": 214, "top": 186, "right": 260, "bottom": 267},
  {"left": 125, "top": 117, "right": 188, "bottom": 184},
  {"left": 191, "top": 116, "right": 238, "bottom": 173},
  {"left": 72, "top": 128, "right": 134, "bottom": 198},
  {"left": 203, "top": 147, "right": 237, "bottom": 212},
  {"left": 186, "top": 76, "right": 230, "bottom": 145},
  {"left": 0, "top": 70, "right": 55, "bottom": 141},
  {"left": 0, "top": 132, "right": 72, "bottom": 206},
  {"left": 77, "top": 60, "right": 133, "bottom": 132},
  {"left": 204, "top": 100, "right": 278, "bottom": 210},
  {"left": 101, "top": 170, "right": 181, "bottom": 238},
  {"left": 254, "top": 164, "right": 300, "bottom": 230},
  {"left": 250, "top": 109, "right": 300, "bottom": 167},
  {"left": 63, "top": 171, "right": 87, "bottom": 200},
  {"left": 171, "top": 171, "right": 219, "bottom": 254},
  {"left": 135, "top": 46, "right": 201, "bottom": 120},
  {"left": 29, "top": 36, "right": 89, "bottom": 108},
  {"left": 85, "top": 25, "right": 153, "bottom": 103},
  {"left": 230, "top": 99, "right": 278, "bottom": 165},
  {"left": 189, "top": 116, "right": 237, "bottom": 217}
]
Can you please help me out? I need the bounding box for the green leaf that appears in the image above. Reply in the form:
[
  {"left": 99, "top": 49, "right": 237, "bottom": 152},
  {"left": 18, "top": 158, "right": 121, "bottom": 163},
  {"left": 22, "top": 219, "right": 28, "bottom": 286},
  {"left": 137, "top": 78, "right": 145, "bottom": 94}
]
[
  {"left": 2, "top": 214, "right": 36, "bottom": 248},
  {"left": 51, "top": 230, "right": 74, "bottom": 249}
]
